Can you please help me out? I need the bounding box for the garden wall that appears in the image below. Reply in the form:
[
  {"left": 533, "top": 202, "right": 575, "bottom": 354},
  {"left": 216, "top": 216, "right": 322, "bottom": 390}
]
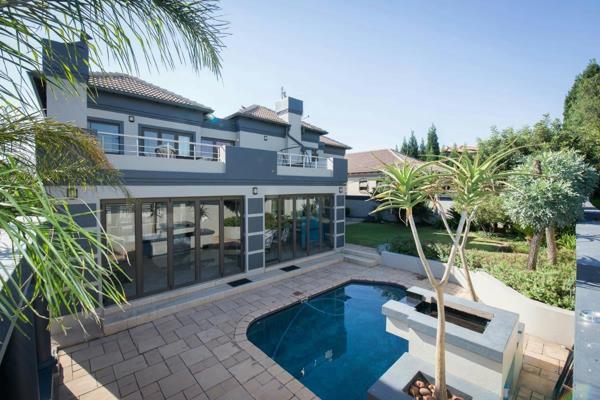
[{"left": 381, "top": 251, "right": 574, "bottom": 347}]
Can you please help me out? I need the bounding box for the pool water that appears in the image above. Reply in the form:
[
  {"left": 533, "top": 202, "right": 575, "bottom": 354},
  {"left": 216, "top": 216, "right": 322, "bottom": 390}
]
[{"left": 247, "top": 282, "right": 408, "bottom": 400}]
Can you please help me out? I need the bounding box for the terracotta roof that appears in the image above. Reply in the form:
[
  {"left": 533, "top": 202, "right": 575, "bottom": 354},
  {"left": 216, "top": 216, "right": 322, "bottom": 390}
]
[
  {"left": 226, "top": 105, "right": 289, "bottom": 125},
  {"left": 302, "top": 120, "right": 328, "bottom": 134},
  {"left": 320, "top": 135, "right": 352, "bottom": 150},
  {"left": 88, "top": 72, "right": 212, "bottom": 112},
  {"left": 346, "top": 149, "right": 422, "bottom": 175}
]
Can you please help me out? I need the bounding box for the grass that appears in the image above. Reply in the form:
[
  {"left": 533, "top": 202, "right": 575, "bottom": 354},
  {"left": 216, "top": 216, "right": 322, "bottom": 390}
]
[
  {"left": 346, "top": 222, "right": 523, "bottom": 253},
  {"left": 346, "top": 222, "right": 575, "bottom": 309}
]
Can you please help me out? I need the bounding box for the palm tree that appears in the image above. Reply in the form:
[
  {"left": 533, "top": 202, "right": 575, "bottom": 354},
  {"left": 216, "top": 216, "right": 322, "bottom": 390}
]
[
  {"left": 0, "top": 1, "right": 226, "bottom": 326},
  {"left": 372, "top": 162, "right": 465, "bottom": 399},
  {"left": 434, "top": 147, "right": 516, "bottom": 302}
]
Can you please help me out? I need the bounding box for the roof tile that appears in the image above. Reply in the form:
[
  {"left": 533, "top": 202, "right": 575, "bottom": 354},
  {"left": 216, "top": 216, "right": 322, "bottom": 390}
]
[
  {"left": 346, "top": 149, "right": 422, "bottom": 175},
  {"left": 88, "top": 72, "right": 212, "bottom": 111}
]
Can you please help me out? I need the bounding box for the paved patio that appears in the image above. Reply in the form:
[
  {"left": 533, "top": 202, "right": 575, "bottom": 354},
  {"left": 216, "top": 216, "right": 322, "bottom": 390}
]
[
  {"left": 516, "top": 334, "right": 570, "bottom": 400},
  {"left": 56, "top": 261, "right": 465, "bottom": 400}
]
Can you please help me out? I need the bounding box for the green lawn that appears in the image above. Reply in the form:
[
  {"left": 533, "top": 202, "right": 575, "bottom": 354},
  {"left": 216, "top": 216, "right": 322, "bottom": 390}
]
[
  {"left": 345, "top": 222, "right": 522, "bottom": 253},
  {"left": 346, "top": 221, "right": 575, "bottom": 310}
]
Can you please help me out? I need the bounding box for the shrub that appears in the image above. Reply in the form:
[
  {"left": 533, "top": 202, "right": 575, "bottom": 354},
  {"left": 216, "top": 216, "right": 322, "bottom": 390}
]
[
  {"left": 557, "top": 233, "right": 576, "bottom": 251},
  {"left": 472, "top": 196, "right": 512, "bottom": 233}
]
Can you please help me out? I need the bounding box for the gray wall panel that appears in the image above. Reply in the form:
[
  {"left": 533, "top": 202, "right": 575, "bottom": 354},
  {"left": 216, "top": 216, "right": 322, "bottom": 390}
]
[
  {"left": 248, "top": 252, "right": 264, "bottom": 270},
  {"left": 121, "top": 147, "right": 348, "bottom": 186},
  {"left": 247, "top": 198, "right": 263, "bottom": 215},
  {"left": 336, "top": 221, "right": 345, "bottom": 234},
  {"left": 336, "top": 235, "right": 345, "bottom": 248},
  {"left": 89, "top": 91, "right": 207, "bottom": 125},
  {"left": 59, "top": 203, "right": 98, "bottom": 228},
  {"left": 248, "top": 234, "right": 263, "bottom": 252},
  {"left": 336, "top": 195, "right": 345, "bottom": 207},
  {"left": 336, "top": 207, "right": 345, "bottom": 221},
  {"left": 247, "top": 216, "right": 263, "bottom": 233}
]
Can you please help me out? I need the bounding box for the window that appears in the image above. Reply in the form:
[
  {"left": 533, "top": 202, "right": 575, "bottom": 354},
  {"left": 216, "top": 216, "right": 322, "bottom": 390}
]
[
  {"left": 359, "top": 180, "right": 369, "bottom": 193},
  {"left": 88, "top": 120, "right": 122, "bottom": 154},
  {"left": 200, "top": 137, "right": 234, "bottom": 161},
  {"left": 140, "top": 127, "right": 194, "bottom": 158}
]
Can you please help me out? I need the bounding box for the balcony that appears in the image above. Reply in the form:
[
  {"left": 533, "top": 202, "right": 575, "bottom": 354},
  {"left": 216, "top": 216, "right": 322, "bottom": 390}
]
[
  {"left": 93, "top": 131, "right": 227, "bottom": 173},
  {"left": 88, "top": 132, "right": 346, "bottom": 185},
  {"left": 276, "top": 151, "right": 334, "bottom": 177}
]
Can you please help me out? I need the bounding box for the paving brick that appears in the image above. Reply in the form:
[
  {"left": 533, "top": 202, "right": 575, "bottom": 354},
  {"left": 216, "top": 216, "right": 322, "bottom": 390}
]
[
  {"left": 211, "top": 342, "right": 238, "bottom": 361},
  {"left": 194, "top": 364, "right": 232, "bottom": 390},
  {"left": 135, "top": 362, "right": 171, "bottom": 388},
  {"left": 228, "top": 358, "right": 264, "bottom": 383},
  {"left": 158, "top": 369, "right": 197, "bottom": 398},
  {"left": 114, "top": 355, "right": 147, "bottom": 377},
  {"left": 91, "top": 351, "right": 124, "bottom": 372},
  {"left": 181, "top": 345, "right": 213, "bottom": 367},
  {"left": 159, "top": 339, "right": 189, "bottom": 359}
]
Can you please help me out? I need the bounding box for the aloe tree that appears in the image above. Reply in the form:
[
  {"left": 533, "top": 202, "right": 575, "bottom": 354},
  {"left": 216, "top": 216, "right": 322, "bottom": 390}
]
[
  {"left": 434, "top": 147, "right": 516, "bottom": 302},
  {"left": 372, "top": 162, "right": 464, "bottom": 399},
  {"left": 0, "top": 1, "right": 226, "bottom": 326}
]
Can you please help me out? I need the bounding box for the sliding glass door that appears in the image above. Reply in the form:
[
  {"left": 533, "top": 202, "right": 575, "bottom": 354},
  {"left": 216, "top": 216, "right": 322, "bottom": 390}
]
[
  {"left": 102, "top": 196, "right": 244, "bottom": 300},
  {"left": 264, "top": 194, "right": 334, "bottom": 266}
]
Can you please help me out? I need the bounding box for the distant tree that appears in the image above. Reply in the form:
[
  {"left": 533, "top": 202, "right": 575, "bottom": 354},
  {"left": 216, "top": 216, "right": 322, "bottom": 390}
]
[
  {"left": 395, "top": 144, "right": 399, "bottom": 152},
  {"left": 426, "top": 124, "right": 441, "bottom": 160},
  {"left": 400, "top": 137, "right": 408, "bottom": 155},
  {"left": 563, "top": 60, "right": 600, "bottom": 195},
  {"left": 477, "top": 115, "right": 564, "bottom": 171},
  {"left": 502, "top": 150, "right": 597, "bottom": 269},
  {"left": 406, "top": 130, "right": 419, "bottom": 158},
  {"left": 419, "top": 138, "right": 426, "bottom": 159}
]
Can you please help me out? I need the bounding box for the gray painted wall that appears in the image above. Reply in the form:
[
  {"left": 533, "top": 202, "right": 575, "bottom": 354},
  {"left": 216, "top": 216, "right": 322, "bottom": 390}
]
[
  {"left": 119, "top": 147, "right": 348, "bottom": 187},
  {"left": 247, "top": 216, "right": 263, "bottom": 233},
  {"left": 248, "top": 253, "right": 263, "bottom": 270},
  {"left": 248, "top": 234, "right": 263, "bottom": 252},
  {"left": 89, "top": 91, "right": 206, "bottom": 125},
  {"left": 247, "top": 198, "right": 263, "bottom": 215}
]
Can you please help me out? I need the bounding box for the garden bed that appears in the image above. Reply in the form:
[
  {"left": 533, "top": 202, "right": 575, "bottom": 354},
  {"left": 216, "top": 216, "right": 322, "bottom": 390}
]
[{"left": 347, "top": 222, "right": 576, "bottom": 310}]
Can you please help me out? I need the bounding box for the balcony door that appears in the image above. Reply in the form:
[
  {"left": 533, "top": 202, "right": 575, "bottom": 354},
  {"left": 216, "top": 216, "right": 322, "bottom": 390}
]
[{"left": 140, "top": 127, "right": 194, "bottom": 158}]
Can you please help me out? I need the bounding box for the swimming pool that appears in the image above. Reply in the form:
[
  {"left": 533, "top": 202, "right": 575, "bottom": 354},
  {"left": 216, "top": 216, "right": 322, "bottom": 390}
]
[{"left": 246, "top": 282, "right": 409, "bottom": 400}]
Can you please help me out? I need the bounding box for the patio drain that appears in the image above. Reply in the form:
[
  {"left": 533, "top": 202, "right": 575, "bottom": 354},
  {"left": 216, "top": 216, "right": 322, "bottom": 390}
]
[
  {"left": 228, "top": 278, "right": 252, "bottom": 287},
  {"left": 280, "top": 265, "right": 300, "bottom": 272}
]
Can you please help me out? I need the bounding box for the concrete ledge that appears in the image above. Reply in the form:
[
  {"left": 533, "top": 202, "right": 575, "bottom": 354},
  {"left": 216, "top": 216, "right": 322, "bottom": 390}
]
[
  {"left": 368, "top": 354, "right": 498, "bottom": 400},
  {"left": 381, "top": 251, "right": 460, "bottom": 284},
  {"left": 383, "top": 287, "right": 519, "bottom": 363}
]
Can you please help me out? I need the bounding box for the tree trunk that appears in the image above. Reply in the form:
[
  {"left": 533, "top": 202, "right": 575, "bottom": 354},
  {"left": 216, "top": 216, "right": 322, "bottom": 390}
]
[
  {"left": 527, "top": 231, "right": 543, "bottom": 270},
  {"left": 545, "top": 226, "right": 558, "bottom": 265},
  {"left": 433, "top": 285, "right": 447, "bottom": 400},
  {"left": 407, "top": 209, "right": 449, "bottom": 399},
  {"left": 459, "top": 216, "right": 479, "bottom": 302}
]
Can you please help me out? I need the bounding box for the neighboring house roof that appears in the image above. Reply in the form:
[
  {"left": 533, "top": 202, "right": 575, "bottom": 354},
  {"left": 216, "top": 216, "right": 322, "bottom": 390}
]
[
  {"left": 346, "top": 149, "right": 422, "bottom": 175},
  {"left": 441, "top": 144, "right": 478, "bottom": 154},
  {"left": 302, "top": 120, "right": 328, "bottom": 134},
  {"left": 88, "top": 72, "right": 213, "bottom": 112},
  {"left": 320, "top": 135, "right": 352, "bottom": 150},
  {"left": 226, "top": 105, "right": 289, "bottom": 126}
]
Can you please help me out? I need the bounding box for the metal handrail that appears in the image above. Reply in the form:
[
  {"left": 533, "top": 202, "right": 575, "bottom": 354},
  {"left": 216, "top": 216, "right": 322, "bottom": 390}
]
[
  {"left": 277, "top": 152, "right": 333, "bottom": 170},
  {"left": 91, "top": 131, "right": 227, "bottom": 162}
]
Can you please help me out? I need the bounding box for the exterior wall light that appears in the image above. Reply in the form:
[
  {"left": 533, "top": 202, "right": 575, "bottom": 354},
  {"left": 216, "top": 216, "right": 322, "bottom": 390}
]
[
  {"left": 339, "top": 186, "right": 344, "bottom": 194},
  {"left": 264, "top": 135, "right": 268, "bottom": 141},
  {"left": 66, "top": 187, "right": 78, "bottom": 198},
  {"left": 252, "top": 187, "right": 258, "bottom": 195},
  {"left": 128, "top": 115, "right": 135, "bottom": 123}
]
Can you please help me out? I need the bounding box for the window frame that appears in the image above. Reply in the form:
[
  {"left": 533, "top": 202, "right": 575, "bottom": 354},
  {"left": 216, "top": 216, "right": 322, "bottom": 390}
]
[{"left": 87, "top": 118, "right": 124, "bottom": 155}]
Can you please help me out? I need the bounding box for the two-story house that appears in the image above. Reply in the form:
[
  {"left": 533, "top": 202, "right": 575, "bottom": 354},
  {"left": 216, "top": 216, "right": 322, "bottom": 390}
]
[{"left": 31, "top": 40, "right": 350, "bottom": 308}]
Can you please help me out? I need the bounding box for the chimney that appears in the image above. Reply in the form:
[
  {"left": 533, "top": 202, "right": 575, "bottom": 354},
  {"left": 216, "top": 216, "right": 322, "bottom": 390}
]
[
  {"left": 275, "top": 96, "right": 303, "bottom": 150},
  {"left": 41, "top": 39, "right": 90, "bottom": 127},
  {"left": 42, "top": 39, "right": 90, "bottom": 82}
]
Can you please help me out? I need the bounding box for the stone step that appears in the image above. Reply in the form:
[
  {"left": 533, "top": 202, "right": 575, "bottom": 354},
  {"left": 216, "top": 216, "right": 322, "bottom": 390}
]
[
  {"left": 343, "top": 253, "right": 379, "bottom": 267},
  {"left": 343, "top": 247, "right": 381, "bottom": 262}
]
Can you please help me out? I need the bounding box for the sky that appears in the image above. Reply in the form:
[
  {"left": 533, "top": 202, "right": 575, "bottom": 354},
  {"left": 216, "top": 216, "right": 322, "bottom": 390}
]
[{"left": 103, "top": 0, "right": 600, "bottom": 151}]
